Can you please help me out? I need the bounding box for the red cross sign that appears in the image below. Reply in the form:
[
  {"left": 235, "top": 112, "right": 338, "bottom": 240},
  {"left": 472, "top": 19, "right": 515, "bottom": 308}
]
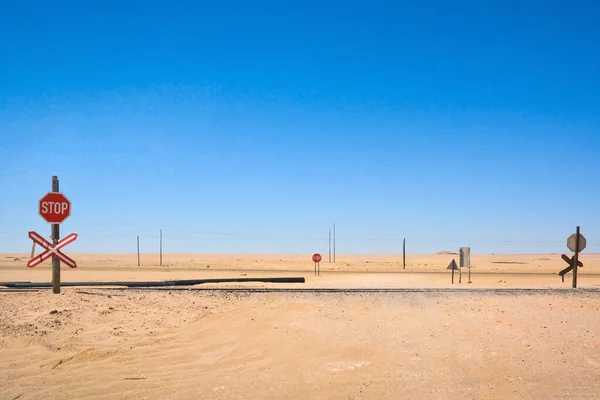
[{"left": 27, "top": 231, "right": 78, "bottom": 269}]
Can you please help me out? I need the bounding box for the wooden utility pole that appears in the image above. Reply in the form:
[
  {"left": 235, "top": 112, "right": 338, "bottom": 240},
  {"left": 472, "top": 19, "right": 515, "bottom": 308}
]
[
  {"left": 328, "top": 226, "right": 331, "bottom": 263},
  {"left": 159, "top": 229, "right": 163, "bottom": 266},
  {"left": 51, "top": 176, "right": 61, "bottom": 294},
  {"left": 573, "top": 226, "right": 580, "bottom": 288},
  {"left": 403, "top": 238, "right": 406, "bottom": 269},
  {"left": 333, "top": 222, "right": 336, "bottom": 263},
  {"left": 137, "top": 236, "right": 140, "bottom": 266}
]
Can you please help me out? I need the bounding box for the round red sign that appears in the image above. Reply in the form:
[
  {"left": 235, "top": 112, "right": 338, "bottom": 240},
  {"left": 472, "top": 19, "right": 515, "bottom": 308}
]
[{"left": 312, "top": 253, "right": 322, "bottom": 263}]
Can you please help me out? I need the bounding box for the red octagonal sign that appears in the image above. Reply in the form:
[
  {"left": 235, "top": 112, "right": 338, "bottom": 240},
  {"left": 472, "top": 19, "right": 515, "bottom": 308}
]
[{"left": 39, "top": 192, "right": 71, "bottom": 224}]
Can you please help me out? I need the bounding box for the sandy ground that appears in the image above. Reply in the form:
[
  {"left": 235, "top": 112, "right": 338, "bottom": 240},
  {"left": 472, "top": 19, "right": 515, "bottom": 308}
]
[
  {"left": 1, "top": 253, "right": 600, "bottom": 289},
  {"left": 1, "top": 254, "right": 600, "bottom": 399},
  {"left": 3, "top": 252, "right": 600, "bottom": 274}
]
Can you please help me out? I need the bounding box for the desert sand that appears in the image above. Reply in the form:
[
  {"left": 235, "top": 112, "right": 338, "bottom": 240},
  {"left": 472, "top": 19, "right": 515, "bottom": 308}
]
[{"left": 1, "top": 254, "right": 599, "bottom": 399}]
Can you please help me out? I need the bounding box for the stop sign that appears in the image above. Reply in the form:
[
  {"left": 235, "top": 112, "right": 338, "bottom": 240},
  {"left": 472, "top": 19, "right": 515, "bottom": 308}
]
[
  {"left": 39, "top": 192, "right": 71, "bottom": 224},
  {"left": 312, "top": 253, "right": 322, "bottom": 263},
  {"left": 567, "top": 233, "right": 587, "bottom": 253}
]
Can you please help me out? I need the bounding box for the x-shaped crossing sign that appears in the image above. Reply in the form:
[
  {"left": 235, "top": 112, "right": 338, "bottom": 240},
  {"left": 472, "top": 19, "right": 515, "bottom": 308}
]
[{"left": 27, "top": 231, "right": 78, "bottom": 268}]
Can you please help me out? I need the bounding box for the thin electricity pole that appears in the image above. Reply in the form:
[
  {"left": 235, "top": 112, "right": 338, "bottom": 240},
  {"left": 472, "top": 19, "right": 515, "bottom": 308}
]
[
  {"left": 328, "top": 226, "right": 331, "bottom": 262},
  {"left": 403, "top": 238, "right": 406, "bottom": 269},
  {"left": 333, "top": 222, "right": 336, "bottom": 263}
]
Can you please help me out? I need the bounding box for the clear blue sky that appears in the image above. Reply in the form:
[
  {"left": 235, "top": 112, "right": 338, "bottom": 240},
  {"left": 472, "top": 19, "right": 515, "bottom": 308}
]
[{"left": 1, "top": 1, "right": 599, "bottom": 254}]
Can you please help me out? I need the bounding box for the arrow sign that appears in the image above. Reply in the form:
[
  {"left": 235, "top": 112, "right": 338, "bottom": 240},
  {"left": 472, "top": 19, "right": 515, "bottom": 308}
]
[
  {"left": 448, "top": 259, "right": 458, "bottom": 284},
  {"left": 27, "top": 231, "right": 78, "bottom": 268},
  {"left": 447, "top": 259, "right": 459, "bottom": 270}
]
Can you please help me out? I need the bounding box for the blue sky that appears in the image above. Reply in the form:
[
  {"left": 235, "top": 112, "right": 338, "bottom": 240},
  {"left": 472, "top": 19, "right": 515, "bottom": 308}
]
[{"left": 1, "top": 0, "right": 599, "bottom": 254}]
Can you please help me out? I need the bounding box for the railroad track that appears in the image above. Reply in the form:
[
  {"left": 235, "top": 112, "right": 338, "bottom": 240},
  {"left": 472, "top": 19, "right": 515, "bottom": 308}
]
[
  {"left": 2, "top": 285, "right": 599, "bottom": 295},
  {"left": 133, "top": 287, "right": 600, "bottom": 294}
]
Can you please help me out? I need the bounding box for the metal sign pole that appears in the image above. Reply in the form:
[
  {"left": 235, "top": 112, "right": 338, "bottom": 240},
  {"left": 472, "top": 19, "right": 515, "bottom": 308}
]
[{"left": 573, "top": 226, "right": 580, "bottom": 288}]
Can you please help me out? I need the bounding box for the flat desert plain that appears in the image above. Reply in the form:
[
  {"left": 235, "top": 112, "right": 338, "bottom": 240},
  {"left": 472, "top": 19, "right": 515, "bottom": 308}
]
[{"left": 1, "top": 254, "right": 600, "bottom": 399}]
